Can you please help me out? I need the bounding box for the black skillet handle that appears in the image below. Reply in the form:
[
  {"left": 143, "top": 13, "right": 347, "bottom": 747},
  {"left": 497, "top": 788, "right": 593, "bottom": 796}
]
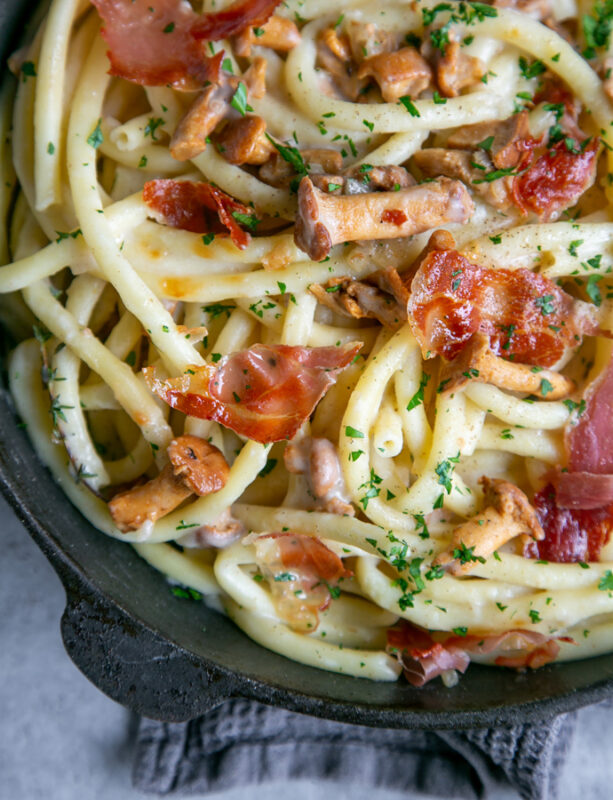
[{"left": 60, "top": 576, "right": 237, "bottom": 722}]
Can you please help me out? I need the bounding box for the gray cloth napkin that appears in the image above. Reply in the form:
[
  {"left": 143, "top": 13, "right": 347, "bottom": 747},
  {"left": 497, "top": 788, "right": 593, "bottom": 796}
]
[{"left": 133, "top": 699, "right": 576, "bottom": 800}]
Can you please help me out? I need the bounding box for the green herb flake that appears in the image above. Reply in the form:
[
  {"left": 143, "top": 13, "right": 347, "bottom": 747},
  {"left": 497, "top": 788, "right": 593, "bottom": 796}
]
[
  {"left": 398, "top": 96, "right": 420, "bottom": 117},
  {"left": 407, "top": 372, "right": 430, "bottom": 411},
  {"left": 540, "top": 378, "right": 554, "bottom": 397},
  {"left": 274, "top": 572, "right": 296, "bottom": 582},
  {"left": 534, "top": 294, "right": 556, "bottom": 315},
  {"left": 232, "top": 210, "right": 259, "bottom": 230},
  {"left": 477, "top": 135, "right": 494, "bottom": 151},
  {"left": 598, "top": 570, "right": 613, "bottom": 591},
  {"left": 144, "top": 117, "right": 165, "bottom": 140},
  {"left": 345, "top": 425, "right": 364, "bottom": 439},
  {"left": 518, "top": 56, "right": 546, "bottom": 79},
  {"left": 258, "top": 458, "right": 278, "bottom": 478},
  {"left": 87, "top": 119, "right": 104, "bottom": 149},
  {"left": 230, "top": 82, "right": 250, "bottom": 116},
  {"left": 586, "top": 274, "right": 603, "bottom": 306},
  {"left": 171, "top": 586, "right": 202, "bottom": 600}
]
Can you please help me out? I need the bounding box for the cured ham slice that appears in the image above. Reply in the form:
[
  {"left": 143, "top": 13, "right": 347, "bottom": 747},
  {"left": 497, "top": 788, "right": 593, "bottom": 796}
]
[
  {"left": 387, "top": 621, "right": 562, "bottom": 686},
  {"left": 191, "top": 0, "right": 283, "bottom": 41},
  {"left": 93, "top": 0, "right": 281, "bottom": 88},
  {"left": 143, "top": 179, "right": 255, "bottom": 249},
  {"left": 567, "top": 354, "right": 613, "bottom": 475},
  {"left": 554, "top": 472, "right": 613, "bottom": 511},
  {"left": 144, "top": 343, "right": 361, "bottom": 443},
  {"left": 550, "top": 353, "right": 613, "bottom": 512},
  {"left": 92, "top": 0, "right": 214, "bottom": 89},
  {"left": 512, "top": 140, "right": 599, "bottom": 221},
  {"left": 527, "top": 483, "right": 613, "bottom": 562},
  {"left": 408, "top": 246, "right": 599, "bottom": 366},
  {"left": 252, "top": 532, "right": 351, "bottom": 632}
]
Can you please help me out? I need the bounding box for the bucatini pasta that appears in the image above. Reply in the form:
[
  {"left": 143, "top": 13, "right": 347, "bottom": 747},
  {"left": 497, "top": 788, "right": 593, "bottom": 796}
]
[{"left": 4, "top": 0, "right": 613, "bottom": 687}]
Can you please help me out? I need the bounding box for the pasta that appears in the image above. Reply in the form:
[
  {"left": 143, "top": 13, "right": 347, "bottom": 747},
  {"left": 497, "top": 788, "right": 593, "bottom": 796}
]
[{"left": 4, "top": 0, "right": 613, "bottom": 687}]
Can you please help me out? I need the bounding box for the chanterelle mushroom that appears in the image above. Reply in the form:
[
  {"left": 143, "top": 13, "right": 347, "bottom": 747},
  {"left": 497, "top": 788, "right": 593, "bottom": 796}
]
[
  {"left": 259, "top": 148, "right": 343, "bottom": 188},
  {"left": 357, "top": 47, "right": 433, "bottom": 102},
  {"left": 170, "top": 58, "right": 267, "bottom": 161},
  {"left": 446, "top": 110, "right": 532, "bottom": 170},
  {"left": 433, "top": 477, "right": 544, "bottom": 576},
  {"left": 109, "top": 435, "right": 229, "bottom": 532},
  {"left": 436, "top": 40, "right": 484, "bottom": 97},
  {"left": 284, "top": 436, "right": 355, "bottom": 516},
  {"left": 217, "top": 115, "right": 275, "bottom": 165},
  {"left": 412, "top": 148, "right": 514, "bottom": 211},
  {"left": 294, "top": 175, "right": 474, "bottom": 261},
  {"left": 310, "top": 268, "right": 409, "bottom": 328},
  {"left": 439, "top": 332, "right": 575, "bottom": 399},
  {"left": 233, "top": 15, "right": 301, "bottom": 57}
]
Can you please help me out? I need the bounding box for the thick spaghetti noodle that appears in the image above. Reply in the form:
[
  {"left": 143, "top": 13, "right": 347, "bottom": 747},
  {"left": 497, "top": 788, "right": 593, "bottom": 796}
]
[{"left": 3, "top": 0, "right": 613, "bottom": 686}]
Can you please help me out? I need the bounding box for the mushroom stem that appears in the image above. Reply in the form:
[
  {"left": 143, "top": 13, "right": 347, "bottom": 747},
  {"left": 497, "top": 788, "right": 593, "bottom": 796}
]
[
  {"left": 108, "top": 435, "right": 229, "bottom": 532},
  {"left": 109, "top": 465, "right": 192, "bottom": 532},
  {"left": 433, "top": 477, "right": 544, "bottom": 576},
  {"left": 440, "top": 332, "right": 575, "bottom": 399},
  {"left": 294, "top": 176, "right": 474, "bottom": 261}
]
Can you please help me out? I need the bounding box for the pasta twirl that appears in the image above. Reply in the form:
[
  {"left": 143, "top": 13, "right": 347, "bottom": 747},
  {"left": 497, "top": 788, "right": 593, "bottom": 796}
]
[{"left": 4, "top": 0, "right": 613, "bottom": 687}]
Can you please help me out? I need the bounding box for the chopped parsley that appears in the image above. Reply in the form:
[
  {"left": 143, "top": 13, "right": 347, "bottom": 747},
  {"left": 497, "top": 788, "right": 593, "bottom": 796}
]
[
  {"left": 453, "top": 541, "right": 486, "bottom": 565},
  {"left": 586, "top": 274, "right": 603, "bottom": 306},
  {"left": 274, "top": 572, "right": 296, "bottom": 582},
  {"left": 398, "top": 96, "right": 420, "bottom": 117},
  {"left": 258, "top": 458, "right": 278, "bottom": 478},
  {"left": 518, "top": 56, "right": 546, "bottom": 79},
  {"left": 144, "top": 117, "right": 165, "bottom": 140},
  {"left": 171, "top": 586, "right": 202, "bottom": 600},
  {"left": 407, "top": 372, "right": 430, "bottom": 411},
  {"left": 598, "top": 569, "right": 613, "bottom": 591},
  {"left": 534, "top": 295, "right": 556, "bottom": 315},
  {"left": 230, "top": 83, "right": 252, "bottom": 116},
  {"left": 202, "top": 302, "right": 235, "bottom": 318},
  {"left": 435, "top": 453, "right": 460, "bottom": 494},
  {"left": 345, "top": 425, "right": 364, "bottom": 438},
  {"left": 87, "top": 119, "right": 103, "bottom": 149},
  {"left": 232, "top": 211, "right": 258, "bottom": 230}
]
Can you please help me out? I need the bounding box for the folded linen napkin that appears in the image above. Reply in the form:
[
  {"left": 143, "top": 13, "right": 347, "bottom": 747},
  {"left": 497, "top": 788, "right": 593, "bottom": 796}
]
[{"left": 133, "top": 699, "right": 575, "bottom": 799}]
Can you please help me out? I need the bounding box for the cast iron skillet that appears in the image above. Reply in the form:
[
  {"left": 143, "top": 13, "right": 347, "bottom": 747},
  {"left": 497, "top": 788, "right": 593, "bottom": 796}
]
[{"left": 3, "top": 0, "right": 613, "bottom": 728}]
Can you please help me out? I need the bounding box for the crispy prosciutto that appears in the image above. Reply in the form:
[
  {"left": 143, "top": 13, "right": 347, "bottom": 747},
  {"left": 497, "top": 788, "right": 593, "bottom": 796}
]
[
  {"left": 144, "top": 343, "right": 361, "bottom": 443},
  {"left": 252, "top": 532, "right": 351, "bottom": 632},
  {"left": 526, "top": 483, "right": 613, "bottom": 562},
  {"left": 93, "top": 0, "right": 281, "bottom": 88},
  {"left": 546, "top": 351, "right": 613, "bottom": 513},
  {"left": 143, "top": 179, "right": 255, "bottom": 249},
  {"left": 566, "top": 354, "right": 613, "bottom": 476},
  {"left": 191, "top": 0, "right": 283, "bottom": 41},
  {"left": 512, "top": 80, "right": 598, "bottom": 219},
  {"left": 408, "top": 245, "right": 599, "bottom": 367},
  {"left": 386, "top": 621, "right": 563, "bottom": 686},
  {"left": 512, "top": 139, "right": 599, "bottom": 221}
]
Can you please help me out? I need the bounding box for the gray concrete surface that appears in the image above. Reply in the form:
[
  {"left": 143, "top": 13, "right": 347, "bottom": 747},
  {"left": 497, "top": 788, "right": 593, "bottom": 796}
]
[{"left": 1, "top": 492, "right": 611, "bottom": 799}]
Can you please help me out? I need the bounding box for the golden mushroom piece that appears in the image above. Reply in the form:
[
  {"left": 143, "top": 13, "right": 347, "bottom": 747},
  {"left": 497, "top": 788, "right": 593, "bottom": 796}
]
[
  {"left": 294, "top": 176, "right": 474, "bottom": 261},
  {"left": 439, "top": 332, "right": 576, "bottom": 400},
  {"left": 108, "top": 435, "right": 230, "bottom": 532},
  {"left": 433, "top": 477, "right": 545, "bottom": 576}
]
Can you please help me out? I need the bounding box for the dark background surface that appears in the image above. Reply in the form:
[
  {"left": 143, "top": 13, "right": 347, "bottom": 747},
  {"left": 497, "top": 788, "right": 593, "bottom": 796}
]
[{"left": 2, "top": 491, "right": 612, "bottom": 800}]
